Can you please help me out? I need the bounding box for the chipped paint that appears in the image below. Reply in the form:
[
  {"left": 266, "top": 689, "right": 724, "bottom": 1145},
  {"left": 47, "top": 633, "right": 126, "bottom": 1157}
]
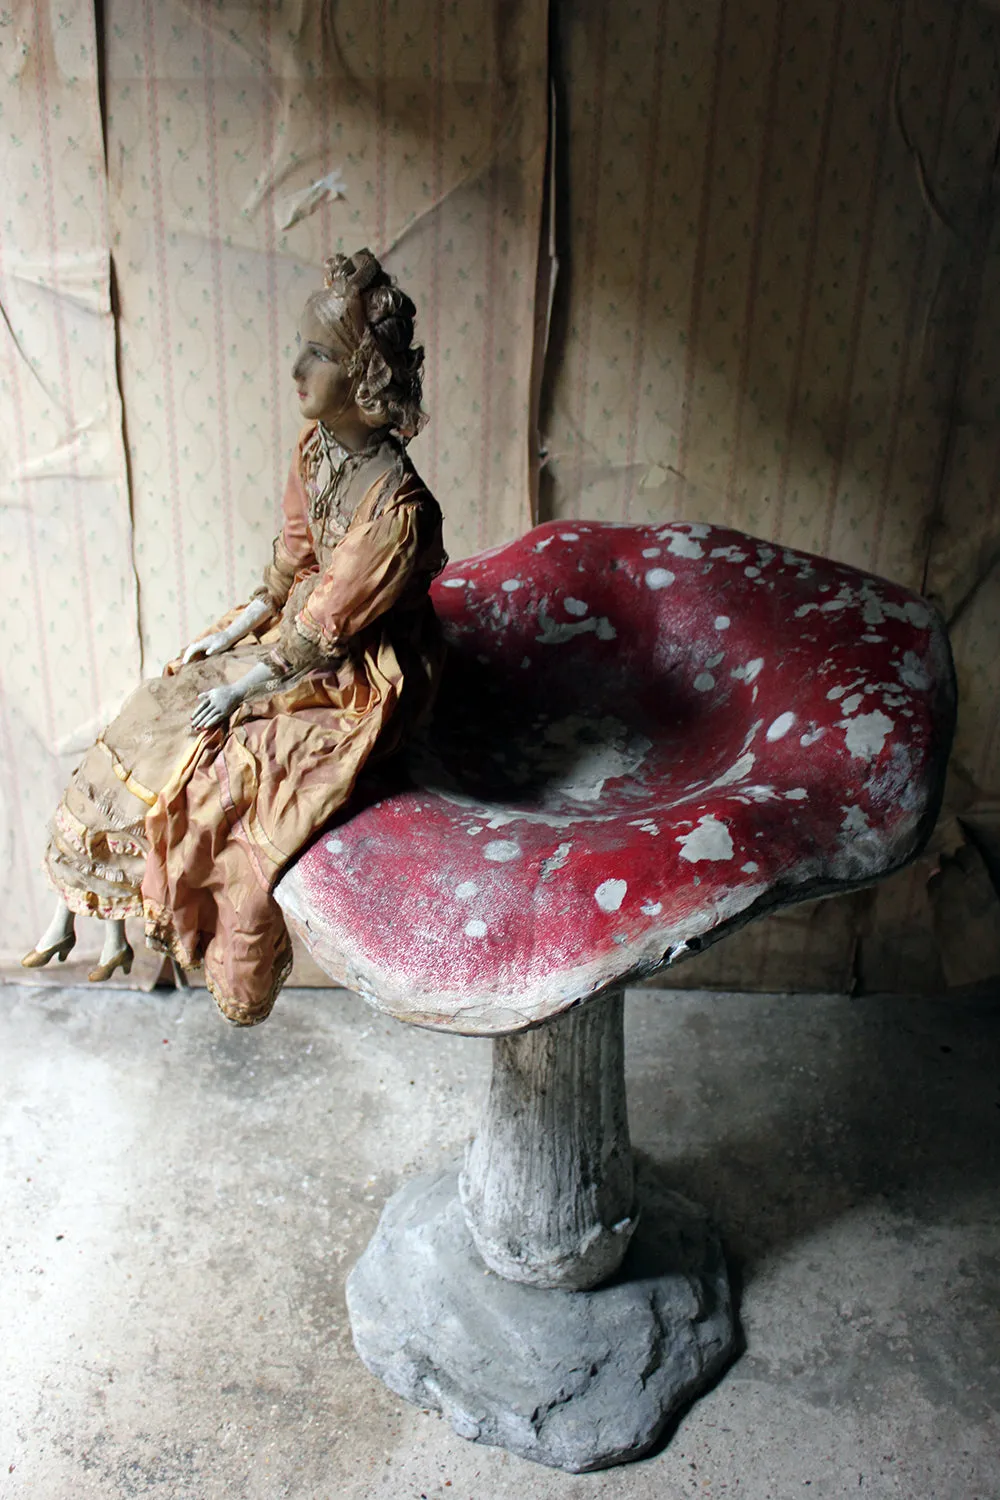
[
  {"left": 899, "top": 651, "right": 930, "bottom": 691},
  {"left": 677, "top": 815, "right": 734, "bottom": 862},
  {"left": 666, "top": 532, "right": 705, "bottom": 560},
  {"left": 540, "top": 842, "right": 572, "bottom": 878},
  {"left": 841, "top": 710, "right": 894, "bottom": 760},
  {"left": 595, "top": 879, "right": 627, "bottom": 913},
  {"left": 535, "top": 601, "right": 617, "bottom": 644}
]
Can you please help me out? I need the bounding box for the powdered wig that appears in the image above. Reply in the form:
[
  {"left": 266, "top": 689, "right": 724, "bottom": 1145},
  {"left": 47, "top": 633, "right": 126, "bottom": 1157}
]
[{"left": 306, "top": 248, "right": 426, "bottom": 440}]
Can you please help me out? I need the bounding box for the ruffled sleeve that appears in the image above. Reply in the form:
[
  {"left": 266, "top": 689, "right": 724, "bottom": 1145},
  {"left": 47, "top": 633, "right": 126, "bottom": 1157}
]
[
  {"left": 253, "top": 428, "right": 318, "bottom": 613},
  {"left": 272, "top": 498, "right": 425, "bottom": 673}
]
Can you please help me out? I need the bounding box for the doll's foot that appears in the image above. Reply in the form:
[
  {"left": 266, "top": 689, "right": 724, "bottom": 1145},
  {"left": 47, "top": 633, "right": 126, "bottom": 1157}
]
[
  {"left": 21, "top": 934, "right": 77, "bottom": 968},
  {"left": 88, "top": 942, "right": 134, "bottom": 983}
]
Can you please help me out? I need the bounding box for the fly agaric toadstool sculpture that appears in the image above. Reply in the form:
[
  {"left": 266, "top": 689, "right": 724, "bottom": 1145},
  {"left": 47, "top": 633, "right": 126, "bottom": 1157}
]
[{"left": 276, "top": 519, "right": 955, "bottom": 1472}]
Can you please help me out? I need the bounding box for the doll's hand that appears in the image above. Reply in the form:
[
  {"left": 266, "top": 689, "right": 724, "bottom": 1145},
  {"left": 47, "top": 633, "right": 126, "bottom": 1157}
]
[
  {"left": 182, "top": 629, "right": 232, "bottom": 666},
  {"left": 191, "top": 683, "right": 242, "bottom": 731}
]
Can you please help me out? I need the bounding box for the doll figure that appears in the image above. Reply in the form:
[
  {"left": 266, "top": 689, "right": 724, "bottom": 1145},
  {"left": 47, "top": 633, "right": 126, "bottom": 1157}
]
[{"left": 23, "top": 249, "right": 446, "bottom": 1025}]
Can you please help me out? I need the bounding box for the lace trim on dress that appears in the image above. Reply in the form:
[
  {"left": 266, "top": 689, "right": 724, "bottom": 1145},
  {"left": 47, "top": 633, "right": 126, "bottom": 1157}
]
[{"left": 204, "top": 928, "right": 294, "bottom": 1028}]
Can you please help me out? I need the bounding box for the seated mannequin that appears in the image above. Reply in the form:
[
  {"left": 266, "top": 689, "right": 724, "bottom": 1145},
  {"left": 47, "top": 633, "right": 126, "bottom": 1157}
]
[{"left": 23, "top": 249, "right": 446, "bottom": 1026}]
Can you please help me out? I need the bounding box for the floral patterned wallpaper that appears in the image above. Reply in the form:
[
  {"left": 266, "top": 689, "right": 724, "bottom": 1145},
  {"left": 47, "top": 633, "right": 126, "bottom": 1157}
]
[
  {"left": 540, "top": 0, "right": 1000, "bottom": 989},
  {"left": 2, "top": 0, "right": 997, "bottom": 988}
]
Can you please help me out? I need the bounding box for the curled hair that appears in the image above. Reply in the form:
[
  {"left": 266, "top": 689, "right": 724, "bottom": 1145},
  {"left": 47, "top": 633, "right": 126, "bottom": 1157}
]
[{"left": 309, "top": 248, "right": 426, "bottom": 439}]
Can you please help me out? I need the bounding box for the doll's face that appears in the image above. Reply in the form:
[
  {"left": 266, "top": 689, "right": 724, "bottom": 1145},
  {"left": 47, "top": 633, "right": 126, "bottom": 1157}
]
[{"left": 292, "top": 307, "right": 357, "bottom": 424}]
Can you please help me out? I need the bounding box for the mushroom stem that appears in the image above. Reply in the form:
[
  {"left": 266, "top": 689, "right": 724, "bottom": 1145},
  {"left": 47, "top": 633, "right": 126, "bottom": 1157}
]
[{"left": 459, "top": 989, "right": 638, "bottom": 1290}]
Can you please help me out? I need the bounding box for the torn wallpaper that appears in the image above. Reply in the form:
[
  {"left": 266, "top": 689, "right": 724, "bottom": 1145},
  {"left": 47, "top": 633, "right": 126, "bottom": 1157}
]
[{"left": 2, "top": 0, "right": 997, "bottom": 991}]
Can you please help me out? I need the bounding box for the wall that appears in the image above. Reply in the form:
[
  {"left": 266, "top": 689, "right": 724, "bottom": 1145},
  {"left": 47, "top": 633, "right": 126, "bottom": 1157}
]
[
  {"left": 539, "top": 0, "right": 1000, "bottom": 989},
  {"left": 2, "top": 0, "right": 997, "bottom": 989}
]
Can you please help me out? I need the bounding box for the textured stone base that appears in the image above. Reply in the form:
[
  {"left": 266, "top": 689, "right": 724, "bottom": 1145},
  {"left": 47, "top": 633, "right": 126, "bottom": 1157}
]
[{"left": 346, "top": 1166, "right": 736, "bottom": 1472}]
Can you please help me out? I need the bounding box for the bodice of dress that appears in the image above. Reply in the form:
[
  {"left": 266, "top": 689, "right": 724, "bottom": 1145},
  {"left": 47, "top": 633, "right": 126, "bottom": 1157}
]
[
  {"left": 302, "top": 424, "right": 407, "bottom": 568},
  {"left": 257, "top": 422, "right": 446, "bottom": 676}
]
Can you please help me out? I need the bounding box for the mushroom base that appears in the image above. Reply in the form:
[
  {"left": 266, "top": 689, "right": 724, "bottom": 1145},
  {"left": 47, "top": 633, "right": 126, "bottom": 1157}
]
[{"left": 346, "top": 1164, "right": 736, "bottom": 1472}]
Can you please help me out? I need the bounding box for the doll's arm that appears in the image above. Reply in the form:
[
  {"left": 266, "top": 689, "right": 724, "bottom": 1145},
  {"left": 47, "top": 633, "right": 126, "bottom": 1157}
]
[
  {"left": 190, "top": 660, "right": 274, "bottom": 731},
  {"left": 181, "top": 596, "right": 273, "bottom": 665}
]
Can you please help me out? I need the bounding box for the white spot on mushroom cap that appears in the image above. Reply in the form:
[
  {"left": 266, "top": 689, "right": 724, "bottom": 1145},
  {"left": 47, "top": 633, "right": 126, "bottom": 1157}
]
[
  {"left": 899, "top": 651, "right": 930, "bottom": 691},
  {"left": 667, "top": 532, "right": 704, "bottom": 559},
  {"left": 841, "top": 710, "right": 894, "bottom": 760},
  {"left": 785, "top": 788, "right": 808, "bottom": 800},
  {"left": 677, "top": 815, "right": 734, "bottom": 862},
  {"left": 560, "top": 531, "right": 580, "bottom": 541},
  {"left": 766, "top": 711, "right": 796, "bottom": 741},
  {"left": 501, "top": 578, "right": 521, "bottom": 593},
  {"left": 441, "top": 577, "right": 467, "bottom": 588},
  {"left": 714, "top": 615, "right": 731, "bottom": 630},
  {"left": 744, "top": 565, "right": 761, "bottom": 578},
  {"left": 644, "top": 567, "right": 675, "bottom": 590},
  {"left": 841, "top": 806, "right": 869, "bottom": 833},
  {"left": 595, "top": 878, "right": 628, "bottom": 913},
  {"left": 455, "top": 881, "right": 479, "bottom": 900},
  {"left": 703, "top": 752, "right": 755, "bottom": 791},
  {"left": 535, "top": 603, "right": 617, "bottom": 644},
  {"left": 841, "top": 693, "right": 863, "bottom": 714},
  {"left": 564, "top": 597, "right": 589, "bottom": 616},
  {"left": 641, "top": 899, "right": 663, "bottom": 916},
  {"left": 731, "top": 658, "right": 764, "bottom": 684},
  {"left": 642, "top": 546, "right": 660, "bottom": 558},
  {"left": 464, "top": 919, "right": 488, "bottom": 938},
  {"left": 741, "top": 860, "right": 759, "bottom": 873},
  {"left": 325, "top": 836, "right": 345, "bottom": 853},
  {"left": 694, "top": 672, "right": 715, "bottom": 692},
  {"left": 800, "top": 728, "right": 824, "bottom": 747},
  {"left": 540, "top": 842, "right": 573, "bottom": 878},
  {"left": 484, "top": 839, "right": 521, "bottom": 862}
]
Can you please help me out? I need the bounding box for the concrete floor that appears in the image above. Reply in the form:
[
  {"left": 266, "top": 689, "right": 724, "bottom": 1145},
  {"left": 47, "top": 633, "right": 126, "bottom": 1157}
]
[{"left": 1, "top": 980, "right": 998, "bottom": 1500}]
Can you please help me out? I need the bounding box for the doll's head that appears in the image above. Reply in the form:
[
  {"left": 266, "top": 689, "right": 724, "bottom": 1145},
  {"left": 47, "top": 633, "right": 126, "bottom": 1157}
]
[{"left": 304, "top": 249, "right": 425, "bottom": 439}]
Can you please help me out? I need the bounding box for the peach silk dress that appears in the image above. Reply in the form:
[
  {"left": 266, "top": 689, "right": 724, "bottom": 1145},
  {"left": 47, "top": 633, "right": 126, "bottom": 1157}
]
[{"left": 43, "top": 424, "right": 447, "bottom": 1024}]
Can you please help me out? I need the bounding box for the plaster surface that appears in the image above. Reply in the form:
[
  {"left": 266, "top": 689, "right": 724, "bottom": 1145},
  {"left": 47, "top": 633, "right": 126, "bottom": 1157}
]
[
  {"left": 1, "top": 981, "right": 998, "bottom": 1498},
  {"left": 348, "top": 1168, "right": 733, "bottom": 1470}
]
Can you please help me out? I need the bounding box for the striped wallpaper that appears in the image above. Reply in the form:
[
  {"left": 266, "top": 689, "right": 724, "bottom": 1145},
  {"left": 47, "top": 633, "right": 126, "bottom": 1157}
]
[
  {"left": 1, "top": 0, "right": 997, "bottom": 988},
  {"left": 540, "top": 0, "right": 1000, "bottom": 989}
]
